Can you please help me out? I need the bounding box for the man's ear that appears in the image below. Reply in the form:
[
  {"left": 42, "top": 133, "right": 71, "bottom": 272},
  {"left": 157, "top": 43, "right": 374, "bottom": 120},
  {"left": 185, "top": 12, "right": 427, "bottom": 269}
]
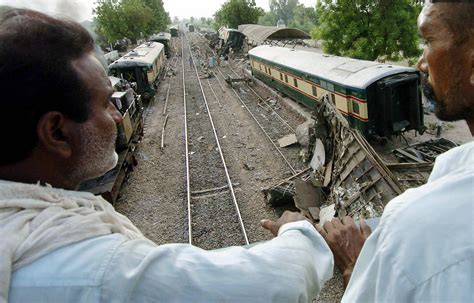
[{"left": 36, "top": 111, "right": 73, "bottom": 159}]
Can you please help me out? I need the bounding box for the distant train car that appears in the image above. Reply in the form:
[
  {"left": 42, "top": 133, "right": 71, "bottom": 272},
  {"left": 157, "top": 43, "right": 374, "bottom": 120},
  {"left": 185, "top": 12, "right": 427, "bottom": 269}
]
[
  {"left": 249, "top": 45, "right": 424, "bottom": 139},
  {"left": 149, "top": 32, "right": 171, "bottom": 57},
  {"left": 188, "top": 24, "right": 194, "bottom": 32},
  {"left": 218, "top": 27, "right": 245, "bottom": 56},
  {"left": 170, "top": 26, "right": 179, "bottom": 37},
  {"left": 109, "top": 41, "right": 165, "bottom": 100}
]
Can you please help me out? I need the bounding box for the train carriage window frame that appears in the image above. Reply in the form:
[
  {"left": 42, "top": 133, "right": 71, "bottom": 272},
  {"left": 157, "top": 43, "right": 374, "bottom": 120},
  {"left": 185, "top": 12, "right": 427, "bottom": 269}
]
[
  {"left": 280, "top": 72, "right": 283, "bottom": 81},
  {"left": 284, "top": 74, "right": 288, "bottom": 83},
  {"left": 320, "top": 80, "right": 327, "bottom": 89},
  {"left": 352, "top": 100, "right": 360, "bottom": 115},
  {"left": 312, "top": 86, "right": 318, "bottom": 97},
  {"left": 264, "top": 66, "right": 268, "bottom": 74},
  {"left": 327, "top": 82, "right": 334, "bottom": 92},
  {"left": 331, "top": 93, "right": 336, "bottom": 104},
  {"left": 293, "top": 78, "right": 298, "bottom": 88}
]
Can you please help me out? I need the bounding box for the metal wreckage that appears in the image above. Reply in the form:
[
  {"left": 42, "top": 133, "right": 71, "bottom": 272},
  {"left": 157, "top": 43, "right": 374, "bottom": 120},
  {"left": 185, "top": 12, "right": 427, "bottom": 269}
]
[{"left": 263, "top": 94, "right": 458, "bottom": 223}]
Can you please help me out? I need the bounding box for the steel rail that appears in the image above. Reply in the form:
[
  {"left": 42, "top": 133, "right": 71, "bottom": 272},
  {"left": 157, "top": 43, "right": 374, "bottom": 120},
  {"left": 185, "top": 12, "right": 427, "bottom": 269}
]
[
  {"left": 226, "top": 84, "right": 297, "bottom": 175},
  {"left": 191, "top": 34, "right": 298, "bottom": 175},
  {"left": 181, "top": 36, "right": 193, "bottom": 245},
  {"left": 186, "top": 36, "right": 250, "bottom": 246}
]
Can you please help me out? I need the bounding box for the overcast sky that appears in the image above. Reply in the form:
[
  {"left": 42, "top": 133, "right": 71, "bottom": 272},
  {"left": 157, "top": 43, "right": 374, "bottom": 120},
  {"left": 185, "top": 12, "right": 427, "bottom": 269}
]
[{"left": 0, "top": 0, "right": 317, "bottom": 22}]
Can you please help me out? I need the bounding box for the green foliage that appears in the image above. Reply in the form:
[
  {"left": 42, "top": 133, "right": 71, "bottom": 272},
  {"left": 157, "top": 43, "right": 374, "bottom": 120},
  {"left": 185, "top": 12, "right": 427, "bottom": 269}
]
[
  {"left": 314, "top": 0, "right": 421, "bottom": 61},
  {"left": 287, "top": 4, "right": 318, "bottom": 33},
  {"left": 95, "top": 0, "right": 169, "bottom": 42},
  {"left": 214, "top": 0, "right": 264, "bottom": 29},
  {"left": 258, "top": 1, "right": 318, "bottom": 34},
  {"left": 258, "top": 11, "right": 277, "bottom": 26},
  {"left": 269, "top": 0, "right": 299, "bottom": 24}
]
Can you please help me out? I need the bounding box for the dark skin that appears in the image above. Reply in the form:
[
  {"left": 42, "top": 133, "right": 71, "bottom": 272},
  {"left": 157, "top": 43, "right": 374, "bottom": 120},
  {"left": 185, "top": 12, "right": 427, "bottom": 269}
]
[
  {"left": 316, "top": 2, "right": 474, "bottom": 290},
  {"left": 315, "top": 217, "right": 371, "bottom": 287},
  {"left": 0, "top": 52, "right": 122, "bottom": 189}
]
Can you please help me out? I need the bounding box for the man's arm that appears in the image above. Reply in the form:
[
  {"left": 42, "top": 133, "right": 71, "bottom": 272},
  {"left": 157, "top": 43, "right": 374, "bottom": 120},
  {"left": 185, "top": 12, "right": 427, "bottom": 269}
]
[
  {"left": 102, "top": 211, "right": 334, "bottom": 302},
  {"left": 315, "top": 216, "right": 372, "bottom": 287}
]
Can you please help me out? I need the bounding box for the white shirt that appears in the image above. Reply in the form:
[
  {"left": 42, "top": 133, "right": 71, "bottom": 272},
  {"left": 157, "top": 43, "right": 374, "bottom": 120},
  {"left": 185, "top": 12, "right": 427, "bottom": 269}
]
[
  {"left": 10, "top": 220, "right": 334, "bottom": 302},
  {"left": 343, "top": 141, "right": 474, "bottom": 302}
]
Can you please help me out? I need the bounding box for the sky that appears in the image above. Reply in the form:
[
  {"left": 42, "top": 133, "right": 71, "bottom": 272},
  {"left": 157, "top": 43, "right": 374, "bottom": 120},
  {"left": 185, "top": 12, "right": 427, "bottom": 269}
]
[{"left": 0, "top": 0, "right": 317, "bottom": 22}]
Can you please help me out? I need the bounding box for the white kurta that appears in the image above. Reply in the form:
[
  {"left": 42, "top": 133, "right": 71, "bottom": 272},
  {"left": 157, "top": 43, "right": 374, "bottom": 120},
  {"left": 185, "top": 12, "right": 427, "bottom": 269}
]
[
  {"left": 10, "top": 220, "right": 334, "bottom": 302},
  {"left": 343, "top": 141, "right": 474, "bottom": 302}
]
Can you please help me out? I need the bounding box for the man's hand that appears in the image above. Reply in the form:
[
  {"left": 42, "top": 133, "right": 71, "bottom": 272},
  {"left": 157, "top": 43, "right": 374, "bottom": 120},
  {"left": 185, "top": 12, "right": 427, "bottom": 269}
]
[
  {"left": 315, "top": 216, "right": 372, "bottom": 288},
  {"left": 261, "top": 211, "right": 309, "bottom": 237}
]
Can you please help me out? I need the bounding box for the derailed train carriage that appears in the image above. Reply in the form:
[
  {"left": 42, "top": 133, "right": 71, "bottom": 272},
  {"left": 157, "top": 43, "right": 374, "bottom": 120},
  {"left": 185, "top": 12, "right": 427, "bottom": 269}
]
[
  {"left": 109, "top": 41, "right": 165, "bottom": 101},
  {"left": 249, "top": 45, "right": 425, "bottom": 140},
  {"left": 149, "top": 32, "right": 171, "bottom": 58}
]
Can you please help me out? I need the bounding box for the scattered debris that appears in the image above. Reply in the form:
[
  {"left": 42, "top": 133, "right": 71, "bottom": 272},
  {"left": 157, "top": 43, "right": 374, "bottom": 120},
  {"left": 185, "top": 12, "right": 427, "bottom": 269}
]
[
  {"left": 318, "top": 204, "right": 336, "bottom": 227},
  {"left": 392, "top": 138, "right": 458, "bottom": 163},
  {"left": 278, "top": 134, "right": 298, "bottom": 147},
  {"left": 295, "top": 120, "right": 313, "bottom": 147}
]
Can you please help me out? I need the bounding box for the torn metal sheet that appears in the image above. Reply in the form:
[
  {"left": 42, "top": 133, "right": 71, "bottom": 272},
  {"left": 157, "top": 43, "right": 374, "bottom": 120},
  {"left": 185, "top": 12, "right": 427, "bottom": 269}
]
[
  {"left": 392, "top": 138, "right": 458, "bottom": 163},
  {"left": 310, "top": 139, "right": 325, "bottom": 171},
  {"left": 278, "top": 134, "right": 298, "bottom": 147},
  {"left": 294, "top": 179, "right": 324, "bottom": 221}
]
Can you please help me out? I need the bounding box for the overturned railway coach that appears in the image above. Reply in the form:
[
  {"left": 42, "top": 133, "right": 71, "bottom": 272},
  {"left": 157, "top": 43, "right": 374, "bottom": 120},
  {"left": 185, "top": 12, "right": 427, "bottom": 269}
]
[
  {"left": 109, "top": 41, "right": 165, "bottom": 101},
  {"left": 249, "top": 45, "right": 425, "bottom": 139}
]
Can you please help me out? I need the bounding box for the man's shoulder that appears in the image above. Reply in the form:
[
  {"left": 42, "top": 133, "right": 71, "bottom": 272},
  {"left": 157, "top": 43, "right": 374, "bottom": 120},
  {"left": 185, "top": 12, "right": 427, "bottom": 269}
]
[
  {"left": 10, "top": 234, "right": 127, "bottom": 298},
  {"left": 375, "top": 167, "right": 473, "bottom": 287}
]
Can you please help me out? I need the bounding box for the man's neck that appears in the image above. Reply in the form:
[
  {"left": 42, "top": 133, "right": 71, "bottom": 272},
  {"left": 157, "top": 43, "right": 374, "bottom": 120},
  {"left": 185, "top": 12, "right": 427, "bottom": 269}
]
[{"left": 0, "top": 158, "right": 79, "bottom": 190}]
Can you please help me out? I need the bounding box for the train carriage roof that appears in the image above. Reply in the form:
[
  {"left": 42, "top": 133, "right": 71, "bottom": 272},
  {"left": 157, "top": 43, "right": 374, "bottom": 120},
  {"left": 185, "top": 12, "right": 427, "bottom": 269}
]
[
  {"left": 109, "top": 42, "right": 164, "bottom": 69},
  {"left": 150, "top": 32, "right": 171, "bottom": 42},
  {"left": 249, "top": 45, "right": 416, "bottom": 89},
  {"left": 238, "top": 24, "right": 310, "bottom": 45}
]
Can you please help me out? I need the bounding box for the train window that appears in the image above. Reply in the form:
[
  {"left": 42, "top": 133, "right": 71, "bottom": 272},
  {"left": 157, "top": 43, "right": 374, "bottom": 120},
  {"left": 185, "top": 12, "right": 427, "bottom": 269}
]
[
  {"left": 268, "top": 68, "right": 271, "bottom": 76},
  {"left": 264, "top": 66, "right": 267, "bottom": 73},
  {"left": 327, "top": 82, "right": 334, "bottom": 92},
  {"left": 284, "top": 74, "right": 288, "bottom": 83},
  {"left": 320, "top": 80, "right": 327, "bottom": 89},
  {"left": 280, "top": 73, "right": 283, "bottom": 81},
  {"left": 259, "top": 64, "right": 262, "bottom": 71},
  {"left": 331, "top": 93, "right": 336, "bottom": 104},
  {"left": 312, "top": 86, "right": 317, "bottom": 97},
  {"left": 352, "top": 100, "right": 360, "bottom": 114},
  {"left": 293, "top": 78, "right": 298, "bottom": 88}
]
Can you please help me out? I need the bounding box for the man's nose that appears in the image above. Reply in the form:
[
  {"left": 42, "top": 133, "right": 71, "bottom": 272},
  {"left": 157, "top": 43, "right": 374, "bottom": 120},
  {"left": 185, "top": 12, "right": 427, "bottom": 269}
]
[
  {"left": 110, "top": 101, "right": 123, "bottom": 125},
  {"left": 416, "top": 54, "right": 428, "bottom": 73}
]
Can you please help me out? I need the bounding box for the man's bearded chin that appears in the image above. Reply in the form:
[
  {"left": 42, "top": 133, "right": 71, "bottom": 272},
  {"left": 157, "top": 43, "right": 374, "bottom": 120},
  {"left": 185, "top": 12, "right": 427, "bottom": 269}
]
[{"left": 421, "top": 74, "right": 448, "bottom": 121}]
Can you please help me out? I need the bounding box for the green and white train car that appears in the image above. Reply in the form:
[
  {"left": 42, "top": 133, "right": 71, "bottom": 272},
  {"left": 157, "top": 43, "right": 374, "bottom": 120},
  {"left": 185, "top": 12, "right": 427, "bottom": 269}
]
[
  {"left": 109, "top": 42, "right": 165, "bottom": 101},
  {"left": 249, "top": 45, "right": 425, "bottom": 139}
]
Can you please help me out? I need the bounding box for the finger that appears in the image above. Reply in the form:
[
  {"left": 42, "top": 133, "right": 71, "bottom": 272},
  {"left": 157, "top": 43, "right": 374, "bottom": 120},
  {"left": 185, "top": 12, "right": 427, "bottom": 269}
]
[
  {"left": 260, "top": 219, "right": 278, "bottom": 236},
  {"left": 330, "top": 217, "right": 344, "bottom": 229},
  {"left": 322, "top": 220, "right": 335, "bottom": 233},
  {"left": 359, "top": 218, "right": 372, "bottom": 238},
  {"left": 341, "top": 216, "right": 355, "bottom": 226},
  {"left": 314, "top": 223, "right": 328, "bottom": 237}
]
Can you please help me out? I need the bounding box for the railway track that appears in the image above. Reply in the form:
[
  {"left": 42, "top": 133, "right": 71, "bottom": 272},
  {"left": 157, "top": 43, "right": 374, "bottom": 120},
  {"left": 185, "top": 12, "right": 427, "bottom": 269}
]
[
  {"left": 190, "top": 33, "right": 307, "bottom": 175},
  {"left": 182, "top": 35, "right": 249, "bottom": 249}
]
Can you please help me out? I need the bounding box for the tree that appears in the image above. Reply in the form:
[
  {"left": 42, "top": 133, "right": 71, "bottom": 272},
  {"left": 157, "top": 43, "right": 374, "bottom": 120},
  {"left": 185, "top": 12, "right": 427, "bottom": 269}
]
[
  {"left": 313, "top": 0, "right": 421, "bottom": 61},
  {"left": 269, "top": 0, "right": 299, "bottom": 24},
  {"left": 214, "top": 0, "right": 264, "bottom": 29},
  {"left": 287, "top": 4, "right": 318, "bottom": 33},
  {"left": 95, "top": 0, "right": 169, "bottom": 42},
  {"left": 258, "top": 11, "right": 277, "bottom": 26}
]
